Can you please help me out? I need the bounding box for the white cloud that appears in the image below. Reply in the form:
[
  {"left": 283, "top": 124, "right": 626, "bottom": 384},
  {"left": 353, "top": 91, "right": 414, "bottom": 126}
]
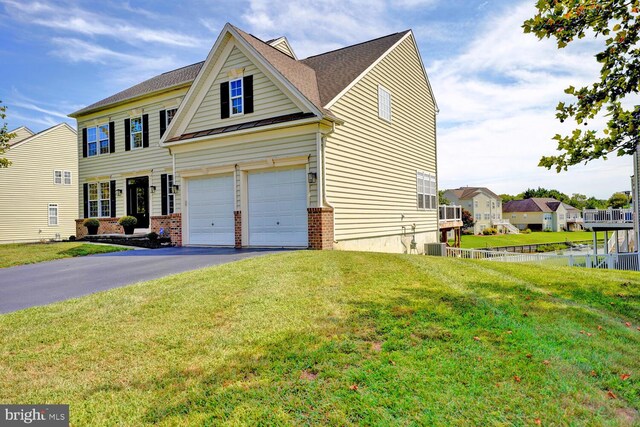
[{"left": 431, "top": 1, "right": 626, "bottom": 198}]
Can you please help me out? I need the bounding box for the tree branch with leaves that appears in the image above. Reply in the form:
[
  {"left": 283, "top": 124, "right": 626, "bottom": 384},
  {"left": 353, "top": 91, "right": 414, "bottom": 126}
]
[
  {"left": 0, "top": 100, "right": 15, "bottom": 168},
  {"left": 523, "top": 0, "right": 640, "bottom": 172}
]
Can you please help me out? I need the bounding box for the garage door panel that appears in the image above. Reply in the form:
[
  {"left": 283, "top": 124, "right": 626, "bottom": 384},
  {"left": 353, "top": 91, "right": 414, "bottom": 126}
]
[
  {"left": 248, "top": 168, "right": 308, "bottom": 247},
  {"left": 188, "top": 175, "right": 235, "bottom": 245}
]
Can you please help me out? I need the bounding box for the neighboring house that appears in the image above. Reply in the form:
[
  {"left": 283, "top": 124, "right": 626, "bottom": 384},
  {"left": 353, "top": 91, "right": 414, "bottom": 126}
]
[
  {"left": 69, "top": 23, "right": 438, "bottom": 253},
  {"left": 502, "top": 198, "right": 581, "bottom": 231},
  {"left": 0, "top": 123, "right": 78, "bottom": 243},
  {"left": 444, "top": 186, "right": 512, "bottom": 234}
]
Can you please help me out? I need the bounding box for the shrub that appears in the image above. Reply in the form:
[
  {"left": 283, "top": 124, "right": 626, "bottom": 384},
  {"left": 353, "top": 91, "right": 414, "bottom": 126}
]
[
  {"left": 146, "top": 232, "right": 158, "bottom": 241},
  {"left": 82, "top": 218, "right": 100, "bottom": 228},
  {"left": 482, "top": 227, "right": 498, "bottom": 235},
  {"left": 522, "top": 228, "right": 532, "bottom": 234},
  {"left": 118, "top": 216, "right": 138, "bottom": 227},
  {"left": 68, "top": 235, "right": 76, "bottom": 241},
  {"left": 543, "top": 228, "right": 553, "bottom": 232}
]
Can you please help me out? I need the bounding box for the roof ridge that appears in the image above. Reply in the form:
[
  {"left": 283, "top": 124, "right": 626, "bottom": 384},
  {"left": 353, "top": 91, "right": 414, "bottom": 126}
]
[
  {"left": 302, "top": 30, "right": 410, "bottom": 60},
  {"left": 161, "top": 61, "right": 205, "bottom": 75}
]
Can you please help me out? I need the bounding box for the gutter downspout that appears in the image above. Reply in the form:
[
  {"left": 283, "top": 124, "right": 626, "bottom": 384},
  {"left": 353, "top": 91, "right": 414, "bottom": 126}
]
[{"left": 320, "top": 122, "right": 337, "bottom": 243}]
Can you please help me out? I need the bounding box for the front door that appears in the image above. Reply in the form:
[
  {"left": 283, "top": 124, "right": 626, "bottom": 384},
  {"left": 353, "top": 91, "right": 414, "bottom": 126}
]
[{"left": 126, "top": 176, "right": 149, "bottom": 229}]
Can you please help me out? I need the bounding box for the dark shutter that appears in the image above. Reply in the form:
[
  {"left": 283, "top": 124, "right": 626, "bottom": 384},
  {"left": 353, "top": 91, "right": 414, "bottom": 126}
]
[
  {"left": 220, "top": 81, "right": 230, "bottom": 119},
  {"left": 82, "top": 128, "right": 87, "bottom": 158},
  {"left": 161, "top": 174, "right": 168, "bottom": 216},
  {"left": 110, "top": 180, "right": 116, "bottom": 218},
  {"left": 83, "top": 183, "right": 89, "bottom": 218},
  {"left": 142, "top": 114, "right": 149, "bottom": 148},
  {"left": 124, "top": 118, "right": 131, "bottom": 151},
  {"left": 243, "top": 75, "right": 254, "bottom": 114},
  {"left": 109, "top": 121, "right": 115, "bottom": 153},
  {"left": 159, "top": 110, "right": 166, "bottom": 137}
]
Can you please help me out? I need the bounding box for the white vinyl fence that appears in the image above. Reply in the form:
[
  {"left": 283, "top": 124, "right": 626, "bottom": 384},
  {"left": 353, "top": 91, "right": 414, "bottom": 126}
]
[{"left": 445, "top": 247, "right": 640, "bottom": 271}]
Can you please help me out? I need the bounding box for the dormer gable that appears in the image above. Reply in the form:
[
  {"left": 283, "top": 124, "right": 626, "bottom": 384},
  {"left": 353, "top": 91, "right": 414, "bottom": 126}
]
[{"left": 267, "top": 36, "right": 297, "bottom": 59}]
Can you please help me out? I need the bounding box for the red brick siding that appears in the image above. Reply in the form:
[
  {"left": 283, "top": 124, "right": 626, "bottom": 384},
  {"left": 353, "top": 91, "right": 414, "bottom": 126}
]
[
  {"left": 76, "top": 214, "right": 182, "bottom": 246},
  {"left": 234, "top": 211, "right": 242, "bottom": 248},
  {"left": 75, "top": 218, "right": 121, "bottom": 238},
  {"left": 307, "top": 207, "right": 334, "bottom": 250}
]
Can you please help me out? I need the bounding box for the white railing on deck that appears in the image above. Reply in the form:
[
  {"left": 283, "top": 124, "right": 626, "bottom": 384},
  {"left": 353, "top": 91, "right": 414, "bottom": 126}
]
[
  {"left": 445, "top": 247, "right": 639, "bottom": 271},
  {"left": 583, "top": 208, "right": 633, "bottom": 224},
  {"left": 439, "top": 205, "right": 462, "bottom": 222}
]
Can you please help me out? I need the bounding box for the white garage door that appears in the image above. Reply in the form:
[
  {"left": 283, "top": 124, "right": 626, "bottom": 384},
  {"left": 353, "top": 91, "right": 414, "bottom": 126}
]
[
  {"left": 187, "top": 175, "right": 235, "bottom": 245},
  {"left": 248, "top": 168, "right": 308, "bottom": 247}
]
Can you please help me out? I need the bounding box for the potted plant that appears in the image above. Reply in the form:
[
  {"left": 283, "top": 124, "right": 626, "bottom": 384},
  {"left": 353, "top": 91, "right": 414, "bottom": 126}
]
[
  {"left": 83, "top": 218, "right": 100, "bottom": 236},
  {"left": 118, "top": 216, "right": 137, "bottom": 235}
]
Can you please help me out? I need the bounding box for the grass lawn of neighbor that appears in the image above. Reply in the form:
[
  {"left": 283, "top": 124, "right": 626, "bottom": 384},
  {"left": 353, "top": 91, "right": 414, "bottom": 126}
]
[
  {"left": 0, "top": 242, "right": 130, "bottom": 268},
  {"left": 1, "top": 251, "right": 638, "bottom": 425},
  {"left": 460, "top": 231, "right": 604, "bottom": 249}
]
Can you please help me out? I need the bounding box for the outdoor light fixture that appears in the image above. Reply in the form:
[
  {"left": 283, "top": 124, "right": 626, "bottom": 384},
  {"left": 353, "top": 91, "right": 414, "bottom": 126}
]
[
  {"left": 116, "top": 189, "right": 123, "bottom": 196},
  {"left": 150, "top": 185, "right": 156, "bottom": 193},
  {"left": 172, "top": 184, "right": 180, "bottom": 193},
  {"left": 307, "top": 172, "right": 317, "bottom": 184}
]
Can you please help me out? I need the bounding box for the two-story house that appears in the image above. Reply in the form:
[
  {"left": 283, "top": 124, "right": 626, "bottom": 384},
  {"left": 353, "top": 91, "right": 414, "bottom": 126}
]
[
  {"left": 0, "top": 123, "right": 78, "bottom": 243},
  {"left": 69, "top": 23, "right": 438, "bottom": 253},
  {"left": 502, "top": 198, "right": 580, "bottom": 231},
  {"left": 443, "top": 186, "right": 515, "bottom": 234}
]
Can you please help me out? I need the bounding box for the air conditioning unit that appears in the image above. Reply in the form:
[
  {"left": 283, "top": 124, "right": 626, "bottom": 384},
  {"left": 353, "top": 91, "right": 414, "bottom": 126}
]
[{"left": 424, "top": 243, "right": 446, "bottom": 256}]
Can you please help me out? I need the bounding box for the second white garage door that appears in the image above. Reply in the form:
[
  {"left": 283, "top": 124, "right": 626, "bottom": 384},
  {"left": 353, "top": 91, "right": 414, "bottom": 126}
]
[
  {"left": 248, "top": 168, "right": 308, "bottom": 247},
  {"left": 187, "top": 174, "right": 235, "bottom": 245}
]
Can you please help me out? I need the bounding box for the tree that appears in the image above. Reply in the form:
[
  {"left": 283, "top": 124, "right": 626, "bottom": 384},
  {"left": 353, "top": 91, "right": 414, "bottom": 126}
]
[
  {"left": 0, "top": 100, "right": 14, "bottom": 168},
  {"left": 520, "top": 187, "right": 571, "bottom": 204},
  {"left": 462, "top": 208, "right": 475, "bottom": 230},
  {"left": 523, "top": 1, "right": 640, "bottom": 172},
  {"left": 439, "top": 190, "right": 450, "bottom": 205},
  {"left": 568, "top": 193, "right": 588, "bottom": 210},
  {"left": 500, "top": 193, "right": 520, "bottom": 203},
  {"left": 608, "top": 191, "right": 630, "bottom": 208},
  {"left": 585, "top": 196, "right": 607, "bottom": 209}
]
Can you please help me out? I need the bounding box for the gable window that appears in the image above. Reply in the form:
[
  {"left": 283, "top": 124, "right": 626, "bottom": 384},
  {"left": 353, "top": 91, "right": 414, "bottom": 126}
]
[
  {"left": 64, "top": 171, "right": 72, "bottom": 185},
  {"left": 475, "top": 213, "right": 481, "bottom": 220},
  {"left": 130, "top": 117, "right": 143, "bottom": 149},
  {"left": 378, "top": 85, "right": 392, "bottom": 121},
  {"left": 416, "top": 171, "right": 436, "bottom": 210},
  {"left": 230, "top": 79, "right": 243, "bottom": 115},
  {"left": 88, "top": 182, "right": 111, "bottom": 217},
  {"left": 166, "top": 108, "right": 177, "bottom": 126},
  {"left": 54, "top": 170, "right": 62, "bottom": 185},
  {"left": 48, "top": 204, "right": 58, "bottom": 226}
]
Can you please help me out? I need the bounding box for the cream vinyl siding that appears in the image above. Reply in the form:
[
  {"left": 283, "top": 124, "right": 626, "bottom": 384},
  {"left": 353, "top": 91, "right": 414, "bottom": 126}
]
[
  {"left": 325, "top": 34, "right": 437, "bottom": 240},
  {"left": 76, "top": 88, "right": 189, "bottom": 218},
  {"left": 0, "top": 125, "right": 78, "bottom": 243},
  {"left": 10, "top": 127, "right": 34, "bottom": 144},
  {"left": 185, "top": 46, "right": 302, "bottom": 133},
  {"left": 271, "top": 39, "right": 296, "bottom": 58},
  {"left": 174, "top": 129, "right": 318, "bottom": 208}
]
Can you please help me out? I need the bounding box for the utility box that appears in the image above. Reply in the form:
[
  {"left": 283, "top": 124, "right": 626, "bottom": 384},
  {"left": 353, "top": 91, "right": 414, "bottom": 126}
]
[{"left": 425, "top": 243, "right": 446, "bottom": 256}]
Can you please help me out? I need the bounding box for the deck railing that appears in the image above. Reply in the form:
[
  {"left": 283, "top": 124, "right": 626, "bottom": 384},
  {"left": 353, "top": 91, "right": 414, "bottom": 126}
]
[
  {"left": 439, "top": 205, "right": 462, "bottom": 222},
  {"left": 583, "top": 208, "right": 633, "bottom": 224}
]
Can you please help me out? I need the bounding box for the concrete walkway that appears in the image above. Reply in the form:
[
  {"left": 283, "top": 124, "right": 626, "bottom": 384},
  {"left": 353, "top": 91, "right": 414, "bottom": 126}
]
[{"left": 0, "top": 247, "right": 285, "bottom": 314}]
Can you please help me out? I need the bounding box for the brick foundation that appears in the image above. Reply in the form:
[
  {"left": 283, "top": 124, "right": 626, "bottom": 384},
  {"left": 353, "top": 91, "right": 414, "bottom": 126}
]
[
  {"left": 307, "top": 207, "right": 334, "bottom": 250},
  {"left": 150, "top": 213, "right": 182, "bottom": 246},
  {"left": 76, "top": 213, "right": 182, "bottom": 246},
  {"left": 234, "top": 211, "right": 242, "bottom": 248}
]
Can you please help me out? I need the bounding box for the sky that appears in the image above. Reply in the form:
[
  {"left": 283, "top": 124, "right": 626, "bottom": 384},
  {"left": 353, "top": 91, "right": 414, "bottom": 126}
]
[{"left": 0, "top": 0, "right": 632, "bottom": 199}]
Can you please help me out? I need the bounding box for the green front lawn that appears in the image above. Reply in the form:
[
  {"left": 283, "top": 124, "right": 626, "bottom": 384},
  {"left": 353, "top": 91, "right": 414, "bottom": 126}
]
[
  {"left": 0, "top": 242, "right": 130, "bottom": 268},
  {"left": 1, "top": 251, "right": 638, "bottom": 425},
  {"left": 460, "top": 231, "right": 603, "bottom": 249}
]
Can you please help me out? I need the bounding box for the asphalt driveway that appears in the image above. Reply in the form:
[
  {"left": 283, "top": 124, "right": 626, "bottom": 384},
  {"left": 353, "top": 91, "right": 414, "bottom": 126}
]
[{"left": 0, "top": 247, "right": 286, "bottom": 314}]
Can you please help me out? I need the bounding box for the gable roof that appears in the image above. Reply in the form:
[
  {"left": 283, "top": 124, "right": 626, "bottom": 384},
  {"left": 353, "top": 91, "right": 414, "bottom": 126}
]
[
  {"left": 8, "top": 126, "right": 35, "bottom": 146},
  {"left": 502, "top": 198, "right": 577, "bottom": 213},
  {"left": 301, "top": 30, "right": 410, "bottom": 107},
  {"left": 70, "top": 24, "right": 426, "bottom": 123},
  {"left": 446, "top": 186, "right": 499, "bottom": 200},
  {"left": 7, "top": 123, "right": 76, "bottom": 150}
]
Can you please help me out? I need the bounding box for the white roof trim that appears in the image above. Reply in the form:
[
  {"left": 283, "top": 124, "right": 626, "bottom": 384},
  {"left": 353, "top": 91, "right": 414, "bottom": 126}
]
[
  {"left": 160, "top": 23, "right": 322, "bottom": 146},
  {"left": 268, "top": 36, "right": 298, "bottom": 60},
  {"left": 8, "top": 123, "right": 76, "bottom": 150},
  {"left": 9, "top": 126, "right": 35, "bottom": 135}
]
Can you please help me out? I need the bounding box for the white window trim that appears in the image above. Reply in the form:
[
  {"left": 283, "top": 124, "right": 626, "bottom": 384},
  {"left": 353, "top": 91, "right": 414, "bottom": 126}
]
[
  {"left": 53, "top": 170, "right": 62, "bottom": 185},
  {"left": 167, "top": 174, "right": 175, "bottom": 214},
  {"left": 229, "top": 78, "right": 244, "bottom": 117},
  {"left": 416, "top": 170, "right": 437, "bottom": 210},
  {"left": 130, "top": 116, "right": 144, "bottom": 150},
  {"left": 64, "top": 171, "right": 72, "bottom": 185},
  {"left": 87, "top": 123, "right": 110, "bottom": 157},
  {"left": 166, "top": 108, "right": 178, "bottom": 128},
  {"left": 378, "top": 85, "right": 392, "bottom": 122},
  {"left": 88, "top": 182, "right": 111, "bottom": 218},
  {"left": 48, "top": 203, "right": 58, "bottom": 226}
]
